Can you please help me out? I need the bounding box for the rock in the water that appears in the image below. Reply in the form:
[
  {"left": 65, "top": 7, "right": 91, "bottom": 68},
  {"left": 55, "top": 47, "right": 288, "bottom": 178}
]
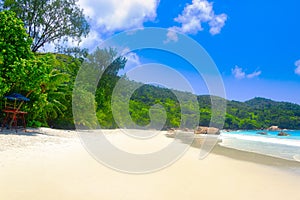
[
  {"left": 194, "top": 126, "right": 220, "bottom": 135},
  {"left": 267, "top": 126, "right": 281, "bottom": 131},
  {"left": 257, "top": 132, "right": 268, "bottom": 135},
  {"left": 278, "top": 131, "right": 290, "bottom": 136}
]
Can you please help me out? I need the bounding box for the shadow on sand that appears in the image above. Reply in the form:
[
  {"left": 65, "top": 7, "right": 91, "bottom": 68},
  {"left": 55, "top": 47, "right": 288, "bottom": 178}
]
[{"left": 0, "top": 128, "right": 43, "bottom": 137}]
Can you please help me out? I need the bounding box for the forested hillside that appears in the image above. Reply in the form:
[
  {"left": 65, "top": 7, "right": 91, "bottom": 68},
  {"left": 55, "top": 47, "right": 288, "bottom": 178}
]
[{"left": 126, "top": 85, "right": 300, "bottom": 130}]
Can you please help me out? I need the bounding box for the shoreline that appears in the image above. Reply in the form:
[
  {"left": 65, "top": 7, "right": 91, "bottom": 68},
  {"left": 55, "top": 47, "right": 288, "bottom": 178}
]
[
  {"left": 186, "top": 133, "right": 300, "bottom": 175},
  {"left": 212, "top": 144, "right": 300, "bottom": 174}
]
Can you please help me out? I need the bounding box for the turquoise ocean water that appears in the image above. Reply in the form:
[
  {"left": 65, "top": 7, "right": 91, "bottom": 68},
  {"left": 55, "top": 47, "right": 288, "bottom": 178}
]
[{"left": 220, "top": 130, "right": 300, "bottom": 162}]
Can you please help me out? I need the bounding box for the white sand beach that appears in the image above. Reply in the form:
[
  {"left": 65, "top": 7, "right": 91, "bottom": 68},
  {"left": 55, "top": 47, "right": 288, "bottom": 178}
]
[{"left": 1, "top": 128, "right": 300, "bottom": 200}]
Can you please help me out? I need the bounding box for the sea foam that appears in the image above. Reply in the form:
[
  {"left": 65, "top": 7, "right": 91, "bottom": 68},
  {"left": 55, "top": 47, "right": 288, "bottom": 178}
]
[{"left": 221, "top": 133, "right": 300, "bottom": 147}]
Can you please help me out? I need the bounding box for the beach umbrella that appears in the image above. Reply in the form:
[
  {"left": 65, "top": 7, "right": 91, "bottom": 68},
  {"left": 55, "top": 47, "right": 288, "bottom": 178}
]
[{"left": 4, "top": 93, "right": 30, "bottom": 102}]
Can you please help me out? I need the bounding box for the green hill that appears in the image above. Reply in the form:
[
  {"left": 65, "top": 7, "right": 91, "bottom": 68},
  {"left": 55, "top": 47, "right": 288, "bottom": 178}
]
[{"left": 124, "top": 84, "right": 300, "bottom": 130}]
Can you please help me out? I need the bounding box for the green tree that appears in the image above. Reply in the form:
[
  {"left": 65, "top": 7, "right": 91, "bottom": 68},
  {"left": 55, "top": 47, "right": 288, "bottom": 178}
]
[
  {"left": 0, "top": 10, "right": 33, "bottom": 97},
  {"left": 2, "top": 0, "right": 90, "bottom": 52},
  {"left": 48, "top": 54, "right": 83, "bottom": 128},
  {"left": 0, "top": 11, "right": 71, "bottom": 127},
  {"left": 73, "top": 48, "right": 126, "bottom": 129},
  {"left": 8, "top": 54, "right": 70, "bottom": 126},
  {"left": 36, "top": 54, "right": 70, "bottom": 125}
]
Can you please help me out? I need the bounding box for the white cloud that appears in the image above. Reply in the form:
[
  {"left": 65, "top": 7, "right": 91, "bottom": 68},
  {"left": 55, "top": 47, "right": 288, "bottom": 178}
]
[
  {"left": 247, "top": 70, "right": 261, "bottom": 79},
  {"left": 209, "top": 13, "right": 227, "bottom": 35},
  {"left": 78, "top": 0, "right": 159, "bottom": 33},
  {"left": 77, "top": 0, "right": 159, "bottom": 50},
  {"left": 120, "top": 48, "right": 142, "bottom": 68},
  {"left": 125, "top": 52, "right": 142, "bottom": 67},
  {"left": 118, "top": 51, "right": 142, "bottom": 76},
  {"left": 232, "top": 66, "right": 261, "bottom": 79},
  {"left": 232, "top": 66, "right": 246, "bottom": 79},
  {"left": 121, "top": 48, "right": 142, "bottom": 67},
  {"left": 164, "top": 28, "right": 179, "bottom": 43},
  {"left": 295, "top": 60, "right": 300, "bottom": 75},
  {"left": 78, "top": 30, "right": 103, "bottom": 50},
  {"left": 171, "top": 0, "right": 227, "bottom": 36}
]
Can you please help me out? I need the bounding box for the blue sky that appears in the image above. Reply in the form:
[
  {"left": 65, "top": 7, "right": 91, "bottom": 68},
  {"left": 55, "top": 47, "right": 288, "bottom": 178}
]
[{"left": 78, "top": 0, "right": 300, "bottom": 104}]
